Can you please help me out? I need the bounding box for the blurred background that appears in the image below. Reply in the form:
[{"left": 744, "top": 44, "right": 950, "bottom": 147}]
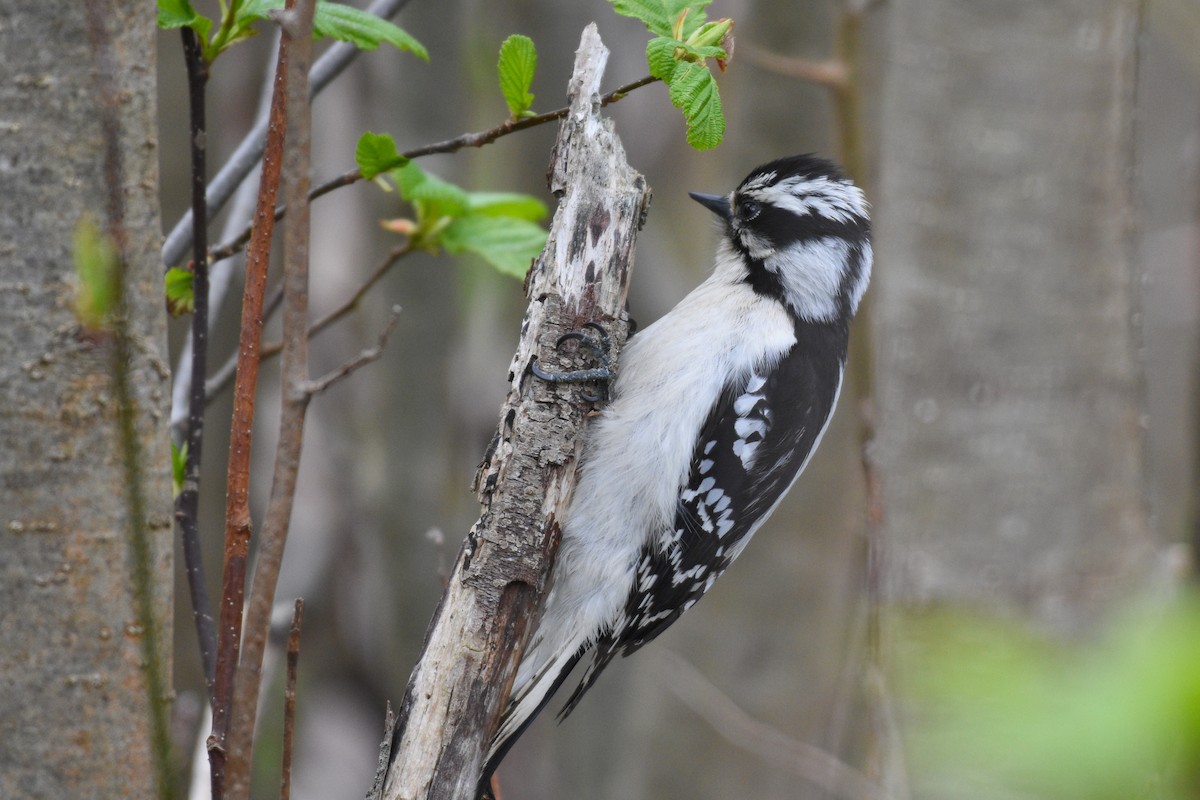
[{"left": 156, "top": 0, "right": 1200, "bottom": 797}]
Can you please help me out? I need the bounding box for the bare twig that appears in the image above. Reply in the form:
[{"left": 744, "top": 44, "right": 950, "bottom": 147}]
[
  {"left": 742, "top": 47, "right": 850, "bottom": 89},
  {"left": 280, "top": 599, "right": 304, "bottom": 800},
  {"left": 176, "top": 22, "right": 219, "bottom": 701},
  {"left": 209, "top": 2, "right": 295, "bottom": 795},
  {"left": 204, "top": 242, "right": 413, "bottom": 404},
  {"left": 830, "top": 4, "right": 868, "bottom": 186},
  {"left": 649, "top": 649, "right": 885, "bottom": 800},
  {"left": 162, "top": 0, "right": 417, "bottom": 269},
  {"left": 206, "top": 75, "right": 659, "bottom": 265},
  {"left": 224, "top": 1, "right": 317, "bottom": 795},
  {"left": 83, "top": 4, "right": 175, "bottom": 797},
  {"left": 305, "top": 305, "right": 402, "bottom": 396},
  {"left": 269, "top": 241, "right": 413, "bottom": 360}
]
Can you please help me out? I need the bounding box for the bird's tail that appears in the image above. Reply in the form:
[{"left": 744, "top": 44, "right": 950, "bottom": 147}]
[{"left": 477, "top": 642, "right": 587, "bottom": 795}]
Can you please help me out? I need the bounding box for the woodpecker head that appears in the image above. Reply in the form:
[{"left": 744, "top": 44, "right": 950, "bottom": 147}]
[{"left": 690, "top": 154, "right": 872, "bottom": 325}]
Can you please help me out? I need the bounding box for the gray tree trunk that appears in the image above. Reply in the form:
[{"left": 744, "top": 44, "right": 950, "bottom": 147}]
[
  {"left": 872, "top": 0, "right": 1154, "bottom": 789},
  {"left": 0, "top": 2, "right": 172, "bottom": 798}
]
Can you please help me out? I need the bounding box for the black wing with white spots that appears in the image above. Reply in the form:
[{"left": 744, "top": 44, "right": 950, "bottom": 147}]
[{"left": 557, "top": 320, "right": 847, "bottom": 718}]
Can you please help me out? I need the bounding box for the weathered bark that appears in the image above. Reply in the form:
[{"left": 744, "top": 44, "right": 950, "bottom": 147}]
[
  {"left": 0, "top": 2, "right": 171, "bottom": 798},
  {"left": 381, "top": 24, "right": 650, "bottom": 800}
]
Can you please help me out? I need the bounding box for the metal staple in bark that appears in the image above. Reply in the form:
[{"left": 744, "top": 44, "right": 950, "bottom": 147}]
[{"left": 380, "top": 23, "right": 651, "bottom": 800}]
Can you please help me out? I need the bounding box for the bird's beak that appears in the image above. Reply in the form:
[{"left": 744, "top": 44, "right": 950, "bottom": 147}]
[{"left": 688, "top": 192, "right": 732, "bottom": 222}]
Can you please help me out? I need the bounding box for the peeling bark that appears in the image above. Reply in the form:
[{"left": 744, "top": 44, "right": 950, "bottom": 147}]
[{"left": 380, "top": 24, "right": 651, "bottom": 800}]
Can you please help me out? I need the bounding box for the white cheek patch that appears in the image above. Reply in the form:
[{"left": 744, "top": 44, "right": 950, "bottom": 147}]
[{"left": 768, "top": 236, "right": 852, "bottom": 322}]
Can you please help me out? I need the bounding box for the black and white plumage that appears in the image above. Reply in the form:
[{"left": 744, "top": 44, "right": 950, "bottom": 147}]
[{"left": 483, "top": 154, "right": 871, "bottom": 784}]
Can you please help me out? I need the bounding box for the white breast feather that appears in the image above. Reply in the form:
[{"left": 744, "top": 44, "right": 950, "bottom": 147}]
[{"left": 514, "top": 248, "right": 796, "bottom": 689}]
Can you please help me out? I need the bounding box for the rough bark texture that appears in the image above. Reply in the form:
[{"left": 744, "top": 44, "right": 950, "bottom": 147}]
[
  {"left": 0, "top": 2, "right": 172, "bottom": 798},
  {"left": 381, "top": 24, "right": 650, "bottom": 800},
  {"left": 873, "top": 0, "right": 1153, "bottom": 628}
]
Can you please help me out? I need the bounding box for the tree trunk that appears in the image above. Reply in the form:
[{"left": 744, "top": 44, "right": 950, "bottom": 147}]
[
  {"left": 871, "top": 0, "right": 1153, "bottom": 789},
  {"left": 874, "top": 0, "right": 1152, "bottom": 628},
  {"left": 0, "top": 2, "right": 172, "bottom": 798}
]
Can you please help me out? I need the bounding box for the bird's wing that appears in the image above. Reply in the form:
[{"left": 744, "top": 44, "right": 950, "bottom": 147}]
[{"left": 557, "top": 338, "right": 843, "bottom": 718}]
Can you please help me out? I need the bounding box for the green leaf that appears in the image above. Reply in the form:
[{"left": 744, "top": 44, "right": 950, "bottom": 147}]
[
  {"left": 442, "top": 215, "right": 547, "bottom": 279},
  {"left": 73, "top": 217, "right": 119, "bottom": 330},
  {"left": 165, "top": 267, "right": 195, "bottom": 317},
  {"left": 466, "top": 192, "right": 548, "bottom": 222},
  {"left": 677, "top": 41, "right": 726, "bottom": 62},
  {"left": 391, "top": 161, "right": 427, "bottom": 199},
  {"left": 382, "top": 164, "right": 547, "bottom": 273},
  {"left": 646, "top": 36, "right": 679, "bottom": 81},
  {"left": 497, "top": 35, "right": 537, "bottom": 118},
  {"left": 235, "top": 0, "right": 428, "bottom": 59},
  {"left": 685, "top": 18, "right": 732, "bottom": 50},
  {"left": 667, "top": 61, "right": 724, "bottom": 149},
  {"left": 234, "top": 0, "right": 275, "bottom": 25},
  {"left": 157, "top": 0, "right": 213, "bottom": 39},
  {"left": 609, "top": 0, "right": 711, "bottom": 38},
  {"left": 157, "top": 0, "right": 198, "bottom": 28},
  {"left": 314, "top": 2, "right": 428, "bottom": 59},
  {"left": 355, "top": 132, "right": 408, "bottom": 180},
  {"left": 647, "top": 34, "right": 725, "bottom": 81},
  {"left": 171, "top": 441, "right": 188, "bottom": 499},
  {"left": 391, "top": 162, "right": 468, "bottom": 232},
  {"left": 411, "top": 178, "right": 469, "bottom": 221}
]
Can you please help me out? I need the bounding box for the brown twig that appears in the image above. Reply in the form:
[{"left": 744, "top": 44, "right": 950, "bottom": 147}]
[
  {"left": 209, "top": 1, "right": 295, "bottom": 796},
  {"left": 280, "top": 599, "right": 304, "bottom": 800},
  {"left": 305, "top": 305, "right": 402, "bottom": 396},
  {"left": 830, "top": 5, "right": 868, "bottom": 186},
  {"left": 268, "top": 241, "right": 413, "bottom": 360},
  {"left": 204, "top": 241, "right": 413, "bottom": 403},
  {"left": 742, "top": 47, "right": 850, "bottom": 89},
  {"left": 206, "top": 75, "right": 659, "bottom": 264},
  {"left": 205, "top": 284, "right": 285, "bottom": 403},
  {"left": 649, "top": 649, "right": 885, "bottom": 800},
  {"left": 223, "top": 1, "right": 317, "bottom": 797}
]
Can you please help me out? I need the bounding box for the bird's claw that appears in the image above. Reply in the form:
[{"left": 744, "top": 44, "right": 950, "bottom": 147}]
[{"left": 531, "top": 322, "right": 613, "bottom": 403}]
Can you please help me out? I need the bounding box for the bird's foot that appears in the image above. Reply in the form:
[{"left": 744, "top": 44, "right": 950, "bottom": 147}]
[{"left": 531, "top": 322, "right": 613, "bottom": 403}]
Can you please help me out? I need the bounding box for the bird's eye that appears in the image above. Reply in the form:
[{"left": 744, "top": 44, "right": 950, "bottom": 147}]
[{"left": 740, "top": 200, "right": 762, "bottom": 221}]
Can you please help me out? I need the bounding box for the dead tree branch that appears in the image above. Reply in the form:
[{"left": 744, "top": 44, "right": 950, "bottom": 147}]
[
  {"left": 280, "top": 599, "right": 305, "bottom": 800},
  {"left": 378, "top": 24, "right": 651, "bottom": 800}
]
